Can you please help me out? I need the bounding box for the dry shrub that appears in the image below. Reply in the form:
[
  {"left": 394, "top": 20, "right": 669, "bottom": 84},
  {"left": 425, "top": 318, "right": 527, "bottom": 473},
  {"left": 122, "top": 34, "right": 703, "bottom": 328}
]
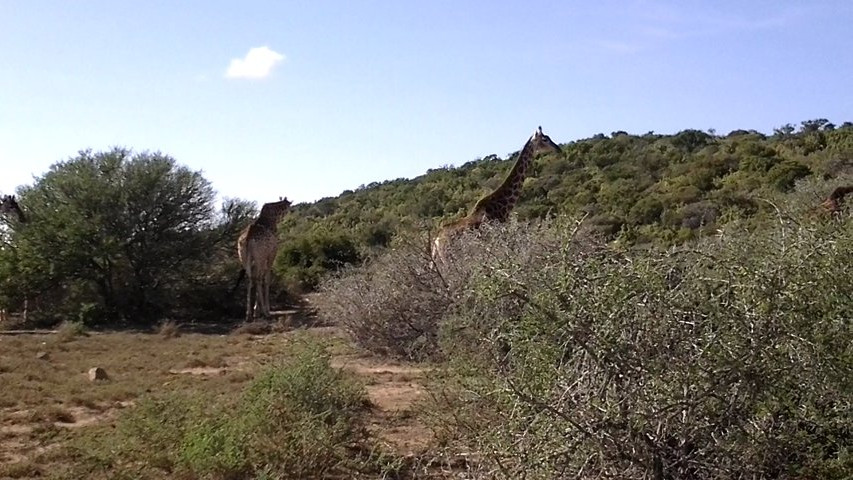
[
  {"left": 54, "top": 320, "right": 87, "bottom": 343},
  {"left": 315, "top": 233, "right": 450, "bottom": 360},
  {"left": 316, "top": 218, "right": 589, "bottom": 361},
  {"left": 428, "top": 202, "right": 852, "bottom": 479},
  {"left": 157, "top": 319, "right": 181, "bottom": 339}
]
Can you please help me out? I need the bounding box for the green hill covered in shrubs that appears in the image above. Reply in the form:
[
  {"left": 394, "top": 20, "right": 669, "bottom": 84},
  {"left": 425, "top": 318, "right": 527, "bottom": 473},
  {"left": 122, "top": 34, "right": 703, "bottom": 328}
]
[{"left": 275, "top": 119, "right": 853, "bottom": 290}]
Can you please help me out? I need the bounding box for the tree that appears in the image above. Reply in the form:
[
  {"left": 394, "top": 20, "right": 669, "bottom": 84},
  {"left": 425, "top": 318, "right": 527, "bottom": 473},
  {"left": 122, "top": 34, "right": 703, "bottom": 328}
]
[
  {"left": 773, "top": 123, "right": 795, "bottom": 137},
  {"left": 767, "top": 160, "right": 811, "bottom": 191},
  {"left": 799, "top": 118, "right": 831, "bottom": 133},
  {"left": 275, "top": 225, "right": 362, "bottom": 291},
  {"left": 4, "top": 148, "right": 251, "bottom": 324}
]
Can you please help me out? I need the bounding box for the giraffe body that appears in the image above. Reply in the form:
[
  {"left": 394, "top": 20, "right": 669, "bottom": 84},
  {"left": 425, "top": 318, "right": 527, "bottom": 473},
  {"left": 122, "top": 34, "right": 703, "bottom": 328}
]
[
  {"left": 431, "top": 127, "right": 562, "bottom": 267},
  {"left": 237, "top": 198, "right": 291, "bottom": 322}
]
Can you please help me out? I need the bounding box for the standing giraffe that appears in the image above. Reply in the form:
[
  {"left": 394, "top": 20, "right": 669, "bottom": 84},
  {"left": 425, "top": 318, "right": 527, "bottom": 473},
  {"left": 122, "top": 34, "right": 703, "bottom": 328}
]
[
  {"left": 237, "top": 197, "right": 292, "bottom": 322},
  {"left": 431, "top": 126, "right": 563, "bottom": 267},
  {"left": 0, "top": 195, "right": 28, "bottom": 323}
]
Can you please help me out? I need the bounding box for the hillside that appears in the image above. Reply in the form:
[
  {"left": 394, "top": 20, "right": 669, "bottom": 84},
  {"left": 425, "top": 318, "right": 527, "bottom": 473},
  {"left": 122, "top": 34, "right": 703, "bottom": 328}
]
[{"left": 274, "top": 119, "right": 853, "bottom": 289}]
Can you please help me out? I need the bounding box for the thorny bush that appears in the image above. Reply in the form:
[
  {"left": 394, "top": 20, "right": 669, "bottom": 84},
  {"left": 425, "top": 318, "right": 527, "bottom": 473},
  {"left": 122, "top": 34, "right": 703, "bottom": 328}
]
[{"left": 429, "top": 205, "right": 851, "bottom": 479}]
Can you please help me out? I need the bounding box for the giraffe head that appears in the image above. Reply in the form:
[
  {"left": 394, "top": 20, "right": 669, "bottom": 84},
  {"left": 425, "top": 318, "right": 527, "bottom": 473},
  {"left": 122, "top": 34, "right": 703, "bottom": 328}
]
[
  {"left": 257, "top": 197, "right": 292, "bottom": 223},
  {"left": 527, "top": 126, "right": 562, "bottom": 158}
]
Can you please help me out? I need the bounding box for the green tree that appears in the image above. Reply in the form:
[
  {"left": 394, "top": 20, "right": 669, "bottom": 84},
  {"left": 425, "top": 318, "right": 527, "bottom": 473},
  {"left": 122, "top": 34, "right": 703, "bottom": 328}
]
[
  {"left": 4, "top": 148, "right": 250, "bottom": 324},
  {"left": 767, "top": 160, "right": 811, "bottom": 191},
  {"left": 275, "top": 225, "right": 362, "bottom": 291}
]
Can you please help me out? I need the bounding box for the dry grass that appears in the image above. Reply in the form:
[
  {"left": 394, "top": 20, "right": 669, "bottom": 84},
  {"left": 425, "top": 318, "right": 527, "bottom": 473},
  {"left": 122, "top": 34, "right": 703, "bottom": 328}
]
[
  {"left": 230, "top": 320, "right": 273, "bottom": 335},
  {"left": 156, "top": 319, "right": 181, "bottom": 339},
  {"left": 52, "top": 321, "right": 87, "bottom": 343},
  {"left": 0, "top": 326, "right": 342, "bottom": 473},
  {"left": 0, "top": 323, "right": 438, "bottom": 478}
]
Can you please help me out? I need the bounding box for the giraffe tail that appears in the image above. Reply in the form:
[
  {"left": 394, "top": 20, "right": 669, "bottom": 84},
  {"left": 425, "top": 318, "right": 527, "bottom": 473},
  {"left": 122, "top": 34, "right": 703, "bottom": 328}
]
[{"left": 229, "top": 268, "right": 246, "bottom": 297}]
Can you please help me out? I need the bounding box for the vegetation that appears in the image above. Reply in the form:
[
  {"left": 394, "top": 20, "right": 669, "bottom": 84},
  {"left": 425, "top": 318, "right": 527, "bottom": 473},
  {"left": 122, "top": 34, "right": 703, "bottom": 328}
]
[
  {"left": 323, "top": 187, "right": 851, "bottom": 478},
  {"left": 64, "top": 338, "right": 386, "bottom": 479},
  {"left": 0, "top": 328, "right": 414, "bottom": 480},
  {"left": 0, "top": 147, "right": 255, "bottom": 326},
  {"left": 0, "top": 119, "right": 851, "bottom": 478},
  {"left": 2, "top": 120, "right": 851, "bottom": 321},
  {"left": 276, "top": 119, "right": 853, "bottom": 290}
]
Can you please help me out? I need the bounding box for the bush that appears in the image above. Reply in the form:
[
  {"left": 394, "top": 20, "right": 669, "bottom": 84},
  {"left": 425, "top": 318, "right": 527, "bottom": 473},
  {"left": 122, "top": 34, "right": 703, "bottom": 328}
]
[
  {"left": 65, "top": 338, "right": 385, "bottom": 479},
  {"left": 317, "top": 218, "right": 593, "bottom": 362},
  {"left": 276, "top": 225, "right": 363, "bottom": 292},
  {"left": 767, "top": 160, "right": 812, "bottom": 191},
  {"left": 316, "top": 233, "right": 451, "bottom": 361},
  {"left": 425, "top": 204, "right": 851, "bottom": 479}
]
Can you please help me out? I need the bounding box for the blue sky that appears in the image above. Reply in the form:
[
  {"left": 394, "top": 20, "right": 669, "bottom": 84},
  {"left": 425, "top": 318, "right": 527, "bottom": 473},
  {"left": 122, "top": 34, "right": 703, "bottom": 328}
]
[{"left": 1, "top": 1, "right": 851, "bottom": 206}]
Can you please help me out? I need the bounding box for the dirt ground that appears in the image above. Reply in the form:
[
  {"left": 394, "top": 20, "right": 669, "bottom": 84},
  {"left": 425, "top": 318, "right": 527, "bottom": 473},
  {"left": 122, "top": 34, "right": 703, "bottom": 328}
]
[{"left": 0, "top": 318, "right": 433, "bottom": 476}]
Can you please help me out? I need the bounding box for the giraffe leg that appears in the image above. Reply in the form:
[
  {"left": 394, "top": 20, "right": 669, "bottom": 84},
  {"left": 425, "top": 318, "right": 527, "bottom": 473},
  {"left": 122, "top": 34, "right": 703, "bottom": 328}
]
[
  {"left": 265, "top": 269, "right": 273, "bottom": 316},
  {"left": 245, "top": 269, "right": 255, "bottom": 323},
  {"left": 260, "top": 269, "right": 271, "bottom": 318},
  {"left": 255, "top": 273, "right": 265, "bottom": 319}
]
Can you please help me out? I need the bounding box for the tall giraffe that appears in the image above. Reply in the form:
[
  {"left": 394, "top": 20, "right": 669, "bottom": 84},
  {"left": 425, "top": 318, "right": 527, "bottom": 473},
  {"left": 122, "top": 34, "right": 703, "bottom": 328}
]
[
  {"left": 0, "top": 195, "right": 28, "bottom": 323},
  {"left": 431, "top": 126, "right": 563, "bottom": 267},
  {"left": 237, "top": 197, "right": 292, "bottom": 322}
]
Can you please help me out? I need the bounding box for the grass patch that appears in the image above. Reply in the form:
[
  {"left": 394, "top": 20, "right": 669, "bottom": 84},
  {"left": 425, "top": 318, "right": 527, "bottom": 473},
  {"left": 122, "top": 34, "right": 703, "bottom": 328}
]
[
  {"left": 54, "top": 320, "right": 87, "bottom": 343},
  {"left": 183, "top": 354, "right": 227, "bottom": 369},
  {"left": 156, "top": 319, "right": 181, "bottom": 339},
  {"left": 28, "top": 405, "right": 75, "bottom": 424},
  {"left": 231, "top": 320, "right": 273, "bottom": 335},
  {"left": 0, "top": 461, "right": 43, "bottom": 479},
  {"left": 63, "top": 337, "right": 396, "bottom": 479}
]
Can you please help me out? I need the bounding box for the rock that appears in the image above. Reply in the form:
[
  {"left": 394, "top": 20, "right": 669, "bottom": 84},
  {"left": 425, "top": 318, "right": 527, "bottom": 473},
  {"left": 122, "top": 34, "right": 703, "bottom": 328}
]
[
  {"left": 35, "top": 351, "right": 49, "bottom": 360},
  {"left": 88, "top": 367, "right": 108, "bottom": 381}
]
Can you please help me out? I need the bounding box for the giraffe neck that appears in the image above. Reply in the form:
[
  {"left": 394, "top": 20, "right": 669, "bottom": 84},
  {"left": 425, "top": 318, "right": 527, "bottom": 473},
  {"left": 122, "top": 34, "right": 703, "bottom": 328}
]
[
  {"left": 254, "top": 213, "right": 281, "bottom": 230},
  {"left": 473, "top": 138, "right": 536, "bottom": 221}
]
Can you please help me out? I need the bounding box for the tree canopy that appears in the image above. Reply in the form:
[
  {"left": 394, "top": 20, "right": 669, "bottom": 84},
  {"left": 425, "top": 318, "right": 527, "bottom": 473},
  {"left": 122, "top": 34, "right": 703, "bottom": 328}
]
[{"left": 0, "top": 148, "right": 254, "bottom": 325}]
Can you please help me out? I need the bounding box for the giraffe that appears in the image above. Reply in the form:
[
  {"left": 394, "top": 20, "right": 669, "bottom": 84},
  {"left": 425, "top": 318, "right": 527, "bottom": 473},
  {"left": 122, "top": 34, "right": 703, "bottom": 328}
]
[
  {"left": 0, "top": 195, "right": 26, "bottom": 223},
  {"left": 431, "top": 126, "right": 563, "bottom": 267},
  {"left": 0, "top": 195, "right": 28, "bottom": 323},
  {"left": 819, "top": 185, "right": 853, "bottom": 214},
  {"left": 237, "top": 197, "right": 292, "bottom": 322}
]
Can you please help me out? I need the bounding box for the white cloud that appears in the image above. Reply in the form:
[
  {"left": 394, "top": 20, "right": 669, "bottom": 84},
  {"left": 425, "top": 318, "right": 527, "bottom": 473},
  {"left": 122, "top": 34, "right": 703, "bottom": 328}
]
[{"left": 225, "top": 46, "right": 285, "bottom": 79}]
